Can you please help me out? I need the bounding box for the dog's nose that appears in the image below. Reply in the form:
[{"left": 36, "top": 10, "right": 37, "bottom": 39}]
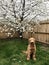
[{"left": 30, "top": 42, "right": 34, "bottom": 45}]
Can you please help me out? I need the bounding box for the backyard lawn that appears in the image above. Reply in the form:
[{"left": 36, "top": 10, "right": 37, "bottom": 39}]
[{"left": 0, "top": 38, "right": 49, "bottom": 65}]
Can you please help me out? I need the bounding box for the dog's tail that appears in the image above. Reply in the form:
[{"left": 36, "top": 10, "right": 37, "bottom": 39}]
[{"left": 22, "top": 51, "right": 27, "bottom": 54}]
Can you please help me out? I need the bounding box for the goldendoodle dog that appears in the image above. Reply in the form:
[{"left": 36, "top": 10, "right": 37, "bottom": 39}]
[{"left": 23, "top": 37, "right": 36, "bottom": 61}]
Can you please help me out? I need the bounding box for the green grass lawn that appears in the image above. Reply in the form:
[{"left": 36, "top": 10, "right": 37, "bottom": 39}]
[{"left": 0, "top": 38, "right": 49, "bottom": 65}]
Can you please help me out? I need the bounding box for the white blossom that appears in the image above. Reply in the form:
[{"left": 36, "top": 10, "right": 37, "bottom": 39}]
[{"left": 0, "top": 0, "right": 49, "bottom": 33}]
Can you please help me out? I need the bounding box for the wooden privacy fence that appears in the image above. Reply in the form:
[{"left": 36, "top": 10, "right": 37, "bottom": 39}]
[
  {"left": 22, "top": 32, "right": 35, "bottom": 39},
  {"left": 35, "top": 33, "right": 49, "bottom": 43},
  {"left": 34, "top": 22, "right": 49, "bottom": 44},
  {"left": 22, "top": 21, "right": 49, "bottom": 44},
  {"left": 0, "top": 19, "right": 49, "bottom": 44},
  {"left": 22, "top": 32, "right": 49, "bottom": 44}
]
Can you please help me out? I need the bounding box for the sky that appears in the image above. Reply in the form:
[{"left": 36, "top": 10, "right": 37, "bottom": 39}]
[{"left": 36, "top": 1, "right": 49, "bottom": 21}]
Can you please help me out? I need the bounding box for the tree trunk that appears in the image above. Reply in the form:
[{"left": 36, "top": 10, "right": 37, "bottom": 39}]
[{"left": 20, "top": 0, "right": 25, "bottom": 23}]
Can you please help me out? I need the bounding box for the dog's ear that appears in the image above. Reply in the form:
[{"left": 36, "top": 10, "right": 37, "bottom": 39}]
[{"left": 28, "top": 38, "right": 30, "bottom": 44}]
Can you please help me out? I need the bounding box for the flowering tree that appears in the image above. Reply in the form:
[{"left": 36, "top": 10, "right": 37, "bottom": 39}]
[{"left": 0, "top": 0, "right": 49, "bottom": 38}]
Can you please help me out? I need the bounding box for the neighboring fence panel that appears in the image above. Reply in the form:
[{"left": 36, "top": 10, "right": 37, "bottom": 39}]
[{"left": 0, "top": 32, "right": 19, "bottom": 39}]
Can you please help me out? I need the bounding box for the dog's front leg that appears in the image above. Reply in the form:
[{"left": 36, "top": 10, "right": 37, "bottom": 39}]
[
  {"left": 32, "top": 52, "right": 36, "bottom": 61},
  {"left": 27, "top": 50, "right": 30, "bottom": 60},
  {"left": 32, "top": 44, "right": 36, "bottom": 61}
]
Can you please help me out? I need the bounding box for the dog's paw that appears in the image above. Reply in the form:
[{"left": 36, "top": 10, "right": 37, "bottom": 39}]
[
  {"left": 33, "top": 58, "right": 36, "bottom": 61},
  {"left": 27, "top": 58, "right": 30, "bottom": 60}
]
